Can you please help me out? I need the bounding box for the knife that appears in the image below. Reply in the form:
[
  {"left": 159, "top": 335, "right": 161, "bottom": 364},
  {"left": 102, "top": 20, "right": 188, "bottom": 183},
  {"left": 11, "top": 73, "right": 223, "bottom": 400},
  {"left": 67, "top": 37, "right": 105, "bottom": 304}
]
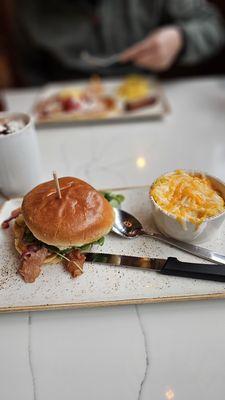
[{"left": 85, "top": 252, "right": 225, "bottom": 282}]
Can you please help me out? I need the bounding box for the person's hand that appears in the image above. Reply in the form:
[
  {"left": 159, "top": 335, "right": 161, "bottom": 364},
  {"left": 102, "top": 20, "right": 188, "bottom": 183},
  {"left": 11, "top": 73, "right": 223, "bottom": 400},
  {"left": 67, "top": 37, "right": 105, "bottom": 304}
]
[{"left": 120, "top": 27, "right": 183, "bottom": 71}]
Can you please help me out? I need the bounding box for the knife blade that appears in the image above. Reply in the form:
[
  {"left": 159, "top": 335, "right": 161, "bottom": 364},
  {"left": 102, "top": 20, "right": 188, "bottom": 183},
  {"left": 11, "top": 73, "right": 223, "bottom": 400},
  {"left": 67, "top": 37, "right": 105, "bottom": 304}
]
[{"left": 85, "top": 252, "right": 225, "bottom": 282}]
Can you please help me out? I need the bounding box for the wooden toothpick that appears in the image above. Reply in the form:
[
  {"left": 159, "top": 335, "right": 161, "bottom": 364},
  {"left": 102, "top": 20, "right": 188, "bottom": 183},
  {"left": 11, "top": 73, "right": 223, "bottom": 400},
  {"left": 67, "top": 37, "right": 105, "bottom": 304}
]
[{"left": 53, "top": 171, "right": 62, "bottom": 199}]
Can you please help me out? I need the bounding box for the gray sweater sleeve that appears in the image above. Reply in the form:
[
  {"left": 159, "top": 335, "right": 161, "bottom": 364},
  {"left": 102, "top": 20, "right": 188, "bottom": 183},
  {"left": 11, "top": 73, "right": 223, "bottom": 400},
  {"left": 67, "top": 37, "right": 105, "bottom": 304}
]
[{"left": 165, "top": 0, "right": 225, "bottom": 64}]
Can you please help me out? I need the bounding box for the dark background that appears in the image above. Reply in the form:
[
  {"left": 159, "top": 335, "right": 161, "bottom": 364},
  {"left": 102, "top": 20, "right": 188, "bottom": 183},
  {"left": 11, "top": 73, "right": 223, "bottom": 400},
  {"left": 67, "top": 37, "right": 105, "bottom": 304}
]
[{"left": 0, "top": 0, "right": 224, "bottom": 88}]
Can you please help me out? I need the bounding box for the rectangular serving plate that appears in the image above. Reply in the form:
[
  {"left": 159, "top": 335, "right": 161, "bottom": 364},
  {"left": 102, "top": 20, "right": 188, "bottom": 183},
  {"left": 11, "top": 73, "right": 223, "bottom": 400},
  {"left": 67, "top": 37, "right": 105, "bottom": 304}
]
[
  {"left": 32, "top": 77, "right": 170, "bottom": 127},
  {"left": 1, "top": 186, "right": 225, "bottom": 314}
]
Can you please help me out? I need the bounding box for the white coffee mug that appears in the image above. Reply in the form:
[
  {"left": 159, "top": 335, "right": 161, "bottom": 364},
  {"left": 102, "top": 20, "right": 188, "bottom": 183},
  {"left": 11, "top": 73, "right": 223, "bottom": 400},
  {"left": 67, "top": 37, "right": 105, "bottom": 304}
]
[{"left": 0, "top": 112, "right": 42, "bottom": 197}]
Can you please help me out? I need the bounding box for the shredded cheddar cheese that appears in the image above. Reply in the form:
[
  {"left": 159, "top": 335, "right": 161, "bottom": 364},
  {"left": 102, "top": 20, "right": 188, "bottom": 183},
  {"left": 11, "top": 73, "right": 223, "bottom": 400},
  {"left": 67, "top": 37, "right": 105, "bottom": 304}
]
[
  {"left": 117, "top": 75, "right": 151, "bottom": 101},
  {"left": 150, "top": 170, "right": 225, "bottom": 227}
]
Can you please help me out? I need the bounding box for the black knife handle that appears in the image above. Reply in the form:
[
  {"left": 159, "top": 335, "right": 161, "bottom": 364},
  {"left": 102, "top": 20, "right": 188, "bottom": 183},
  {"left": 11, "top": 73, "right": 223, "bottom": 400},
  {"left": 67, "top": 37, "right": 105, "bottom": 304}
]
[{"left": 161, "top": 257, "right": 225, "bottom": 282}]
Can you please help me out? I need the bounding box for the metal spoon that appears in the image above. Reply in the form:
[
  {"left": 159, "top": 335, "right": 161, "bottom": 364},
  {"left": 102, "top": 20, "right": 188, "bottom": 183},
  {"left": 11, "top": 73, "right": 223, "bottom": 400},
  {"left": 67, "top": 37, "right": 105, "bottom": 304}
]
[{"left": 112, "top": 208, "right": 225, "bottom": 265}]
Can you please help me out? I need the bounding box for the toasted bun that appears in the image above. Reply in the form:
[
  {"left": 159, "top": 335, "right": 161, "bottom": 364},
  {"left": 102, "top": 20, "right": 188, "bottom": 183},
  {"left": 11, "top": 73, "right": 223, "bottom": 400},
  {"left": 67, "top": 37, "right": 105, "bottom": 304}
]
[{"left": 22, "top": 177, "right": 114, "bottom": 248}]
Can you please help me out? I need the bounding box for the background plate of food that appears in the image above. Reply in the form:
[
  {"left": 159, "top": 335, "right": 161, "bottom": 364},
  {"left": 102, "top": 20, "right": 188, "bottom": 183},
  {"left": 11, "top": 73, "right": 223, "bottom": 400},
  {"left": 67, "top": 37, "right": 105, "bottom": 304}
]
[{"left": 32, "top": 75, "right": 170, "bottom": 126}]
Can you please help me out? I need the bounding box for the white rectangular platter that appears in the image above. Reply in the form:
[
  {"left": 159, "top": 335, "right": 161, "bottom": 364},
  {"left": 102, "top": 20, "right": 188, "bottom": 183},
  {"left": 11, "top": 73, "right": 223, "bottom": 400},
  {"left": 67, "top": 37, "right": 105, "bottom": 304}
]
[
  {"left": 32, "top": 78, "right": 169, "bottom": 127},
  {"left": 1, "top": 186, "right": 225, "bottom": 313}
]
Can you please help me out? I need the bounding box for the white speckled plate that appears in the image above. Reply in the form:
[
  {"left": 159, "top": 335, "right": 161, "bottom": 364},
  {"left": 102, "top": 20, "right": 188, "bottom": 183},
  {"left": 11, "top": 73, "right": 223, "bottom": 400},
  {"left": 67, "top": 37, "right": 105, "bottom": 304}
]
[{"left": 1, "top": 186, "right": 225, "bottom": 313}]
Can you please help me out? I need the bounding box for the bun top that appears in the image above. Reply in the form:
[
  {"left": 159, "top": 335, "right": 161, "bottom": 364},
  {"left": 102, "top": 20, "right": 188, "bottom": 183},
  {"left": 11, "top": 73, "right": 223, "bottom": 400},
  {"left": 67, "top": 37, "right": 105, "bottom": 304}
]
[{"left": 22, "top": 177, "right": 115, "bottom": 248}]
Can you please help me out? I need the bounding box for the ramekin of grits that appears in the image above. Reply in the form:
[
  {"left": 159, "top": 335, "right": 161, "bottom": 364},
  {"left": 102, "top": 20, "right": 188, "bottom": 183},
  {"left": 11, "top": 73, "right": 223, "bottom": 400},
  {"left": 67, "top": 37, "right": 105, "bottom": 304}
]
[{"left": 149, "top": 170, "right": 225, "bottom": 243}]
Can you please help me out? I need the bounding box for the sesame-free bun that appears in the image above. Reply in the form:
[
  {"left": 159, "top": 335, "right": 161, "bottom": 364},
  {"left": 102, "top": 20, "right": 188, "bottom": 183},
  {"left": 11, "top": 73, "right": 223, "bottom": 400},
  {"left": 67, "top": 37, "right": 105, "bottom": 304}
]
[{"left": 22, "top": 177, "right": 115, "bottom": 248}]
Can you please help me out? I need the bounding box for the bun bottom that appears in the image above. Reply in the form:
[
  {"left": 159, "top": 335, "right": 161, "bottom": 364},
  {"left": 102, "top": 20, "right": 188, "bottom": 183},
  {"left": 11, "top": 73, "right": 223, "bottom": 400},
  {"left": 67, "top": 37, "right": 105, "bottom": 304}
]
[{"left": 14, "top": 218, "right": 60, "bottom": 265}]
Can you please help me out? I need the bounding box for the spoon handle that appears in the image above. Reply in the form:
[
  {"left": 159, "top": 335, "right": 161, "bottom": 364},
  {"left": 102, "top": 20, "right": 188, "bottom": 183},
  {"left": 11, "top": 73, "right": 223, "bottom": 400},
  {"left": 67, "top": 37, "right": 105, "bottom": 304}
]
[{"left": 144, "top": 232, "right": 225, "bottom": 265}]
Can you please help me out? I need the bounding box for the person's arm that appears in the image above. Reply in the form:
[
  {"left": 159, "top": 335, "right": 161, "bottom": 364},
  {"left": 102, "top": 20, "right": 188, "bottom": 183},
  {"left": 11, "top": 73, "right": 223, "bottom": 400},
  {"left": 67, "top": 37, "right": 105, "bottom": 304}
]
[
  {"left": 121, "top": 0, "right": 225, "bottom": 71},
  {"left": 121, "top": 27, "right": 184, "bottom": 71},
  {"left": 165, "top": 0, "right": 225, "bottom": 65}
]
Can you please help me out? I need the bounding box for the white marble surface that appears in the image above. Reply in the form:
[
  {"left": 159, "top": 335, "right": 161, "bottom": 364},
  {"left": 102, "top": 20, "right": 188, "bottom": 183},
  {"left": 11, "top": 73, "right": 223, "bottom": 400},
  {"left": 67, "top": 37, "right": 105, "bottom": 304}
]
[{"left": 1, "top": 77, "right": 225, "bottom": 399}]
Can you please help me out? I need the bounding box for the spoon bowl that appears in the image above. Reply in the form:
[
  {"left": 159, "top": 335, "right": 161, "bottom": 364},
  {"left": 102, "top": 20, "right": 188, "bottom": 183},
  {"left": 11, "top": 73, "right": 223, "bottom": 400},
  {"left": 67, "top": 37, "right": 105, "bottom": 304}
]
[{"left": 112, "top": 208, "right": 145, "bottom": 238}]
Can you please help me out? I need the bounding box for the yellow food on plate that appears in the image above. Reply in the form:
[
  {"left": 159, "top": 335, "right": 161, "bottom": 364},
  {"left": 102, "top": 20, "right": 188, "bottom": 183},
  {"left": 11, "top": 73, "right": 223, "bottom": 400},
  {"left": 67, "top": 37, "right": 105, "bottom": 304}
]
[
  {"left": 58, "top": 87, "right": 82, "bottom": 99},
  {"left": 117, "top": 75, "right": 151, "bottom": 101},
  {"left": 150, "top": 170, "right": 225, "bottom": 226}
]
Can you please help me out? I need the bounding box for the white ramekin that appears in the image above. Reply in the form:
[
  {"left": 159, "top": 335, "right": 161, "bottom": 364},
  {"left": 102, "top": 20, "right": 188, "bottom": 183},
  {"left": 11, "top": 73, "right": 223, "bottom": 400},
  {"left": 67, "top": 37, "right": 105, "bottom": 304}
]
[{"left": 149, "top": 171, "right": 225, "bottom": 243}]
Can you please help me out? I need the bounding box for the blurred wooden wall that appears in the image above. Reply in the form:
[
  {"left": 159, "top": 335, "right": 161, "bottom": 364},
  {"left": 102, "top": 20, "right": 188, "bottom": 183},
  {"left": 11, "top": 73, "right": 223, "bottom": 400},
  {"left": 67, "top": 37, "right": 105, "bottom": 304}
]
[{"left": 0, "top": 1, "right": 14, "bottom": 87}]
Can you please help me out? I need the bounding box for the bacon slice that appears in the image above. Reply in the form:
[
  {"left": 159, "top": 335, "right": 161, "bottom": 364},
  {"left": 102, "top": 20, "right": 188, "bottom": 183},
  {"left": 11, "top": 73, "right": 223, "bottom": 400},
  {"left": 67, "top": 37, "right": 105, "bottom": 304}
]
[
  {"left": 19, "top": 248, "right": 48, "bottom": 283},
  {"left": 64, "top": 249, "right": 85, "bottom": 278},
  {"left": 1, "top": 208, "right": 21, "bottom": 229}
]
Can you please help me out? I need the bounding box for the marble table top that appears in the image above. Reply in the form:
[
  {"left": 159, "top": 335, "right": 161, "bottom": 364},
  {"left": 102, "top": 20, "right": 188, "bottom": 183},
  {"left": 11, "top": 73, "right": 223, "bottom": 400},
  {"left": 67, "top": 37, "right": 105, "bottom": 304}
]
[{"left": 1, "top": 77, "right": 225, "bottom": 400}]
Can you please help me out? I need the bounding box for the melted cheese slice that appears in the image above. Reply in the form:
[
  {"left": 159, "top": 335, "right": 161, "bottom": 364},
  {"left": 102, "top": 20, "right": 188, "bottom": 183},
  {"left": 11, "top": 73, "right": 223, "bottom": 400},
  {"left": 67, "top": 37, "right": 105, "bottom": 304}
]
[{"left": 150, "top": 170, "right": 225, "bottom": 226}]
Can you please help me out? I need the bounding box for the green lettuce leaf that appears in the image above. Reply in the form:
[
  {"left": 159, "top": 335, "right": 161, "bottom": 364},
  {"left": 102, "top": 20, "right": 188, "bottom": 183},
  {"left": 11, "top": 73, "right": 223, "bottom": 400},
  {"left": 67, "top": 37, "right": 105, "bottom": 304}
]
[
  {"left": 101, "top": 191, "right": 125, "bottom": 208},
  {"left": 23, "top": 227, "right": 105, "bottom": 256}
]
